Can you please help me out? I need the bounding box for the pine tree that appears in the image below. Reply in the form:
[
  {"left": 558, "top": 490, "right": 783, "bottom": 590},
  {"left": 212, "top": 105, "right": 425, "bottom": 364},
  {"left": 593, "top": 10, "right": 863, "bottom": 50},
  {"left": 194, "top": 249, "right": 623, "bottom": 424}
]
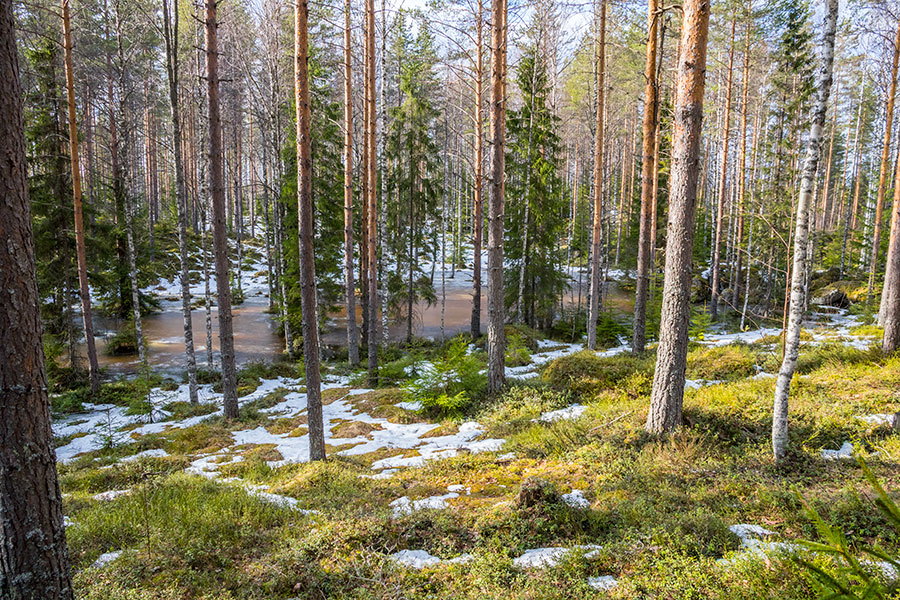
[
  {"left": 504, "top": 44, "right": 566, "bottom": 330},
  {"left": 0, "top": 0, "right": 74, "bottom": 594}
]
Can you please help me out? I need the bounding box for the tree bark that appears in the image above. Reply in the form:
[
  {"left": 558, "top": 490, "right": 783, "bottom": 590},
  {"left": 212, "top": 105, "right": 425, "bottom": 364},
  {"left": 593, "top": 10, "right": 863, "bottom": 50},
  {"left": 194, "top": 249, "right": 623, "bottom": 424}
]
[
  {"left": 586, "top": 0, "right": 606, "bottom": 350},
  {"left": 61, "top": 0, "right": 100, "bottom": 394},
  {"left": 343, "top": 0, "right": 360, "bottom": 366},
  {"left": 0, "top": 1, "right": 73, "bottom": 594},
  {"left": 645, "top": 0, "right": 710, "bottom": 434},
  {"left": 772, "top": 0, "right": 838, "bottom": 462},
  {"left": 472, "top": 0, "right": 484, "bottom": 339},
  {"left": 632, "top": 0, "right": 659, "bottom": 354},
  {"left": 710, "top": 17, "right": 736, "bottom": 320},
  {"left": 487, "top": 0, "right": 507, "bottom": 394},
  {"left": 205, "top": 0, "right": 238, "bottom": 418},
  {"left": 882, "top": 155, "right": 900, "bottom": 355},
  {"left": 733, "top": 16, "right": 751, "bottom": 315},
  {"left": 294, "top": 0, "right": 325, "bottom": 460},
  {"left": 869, "top": 17, "right": 900, "bottom": 306},
  {"left": 365, "top": 0, "right": 379, "bottom": 385},
  {"left": 162, "top": 0, "right": 198, "bottom": 402}
]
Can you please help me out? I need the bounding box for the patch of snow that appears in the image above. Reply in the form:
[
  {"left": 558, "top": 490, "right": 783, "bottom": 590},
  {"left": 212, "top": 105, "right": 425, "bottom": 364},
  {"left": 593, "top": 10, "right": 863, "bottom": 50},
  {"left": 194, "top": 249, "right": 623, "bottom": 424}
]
[
  {"left": 822, "top": 441, "right": 854, "bottom": 460},
  {"left": 91, "top": 551, "right": 123, "bottom": 568},
  {"left": 684, "top": 379, "right": 725, "bottom": 390},
  {"left": 538, "top": 404, "right": 586, "bottom": 423},
  {"left": 587, "top": 575, "right": 618, "bottom": 591},
  {"left": 371, "top": 469, "right": 399, "bottom": 479},
  {"left": 858, "top": 414, "right": 895, "bottom": 427},
  {"left": 390, "top": 492, "right": 459, "bottom": 517},
  {"left": 92, "top": 489, "right": 131, "bottom": 502},
  {"left": 119, "top": 448, "right": 169, "bottom": 463},
  {"left": 447, "top": 553, "right": 475, "bottom": 564},
  {"left": 447, "top": 484, "right": 471, "bottom": 494},
  {"left": 512, "top": 545, "right": 602, "bottom": 569},
  {"left": 730, "top": 524, "right": 775, "bottom": 543},
  {"left": 391, "top": 549, "right": 442, "bottom": 569},
  {"left": 64, "top": 516, "right": 73, "bottom": 527},
  {"left": 395, "top": 400, "right": 423, "bottom": 411},
  {"left": 561, "top": 489, "right": 591, "bottom": 509}
]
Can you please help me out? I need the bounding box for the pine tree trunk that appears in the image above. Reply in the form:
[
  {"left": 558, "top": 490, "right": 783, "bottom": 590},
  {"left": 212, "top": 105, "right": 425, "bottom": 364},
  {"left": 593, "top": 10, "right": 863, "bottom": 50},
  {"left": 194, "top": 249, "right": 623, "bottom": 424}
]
[
  {"left": 772, "top": 0, "right": 838, "bottom": 462},
  {"left": 586, "top": 0, "right": 606, "bottom": 349},
  {"left": 840, "top": 78, "right": 865, "bottom": 277},
  {"left": 472, "top": 0, "right": 484, "bottom": 339},
  {"left": 632, "top": 0, "right": 659, "bottom": 354},
  {"left": 61, "top": 0, "right": 100, "bottom": 394},
  {"left": 820, "top": 77, "right": 839, "bottom": 231},
  {"left": 365, "top": 0, "right": 379, "bottom": 384},
  {"left": 710, "top": 18, "right": 736, "bottom": 320},
  {"left": 0, "top": 2, "right": 73, "bottom": 593},
  {"left": 487, "top": 0, "right": 507, "bottom": 394},
  {"left": 294, "top": 0, "right": 325, "bottom": 460},
  {"left": 343, "top": 0, "right": 360, "bottom": 366},
  {"left": 733, "top": 16, "right": 751, "bottom": 315},
  {"left": 205, "top": 0, "right": 239, "bottom": 418},
  {"left": 645, "top": 0, "right": 710, "bottom": 434},
  {"left": 868, "top": 18, "right": 900, "bottom": 304},
  {"left": 379, "top": 0, "right": 389, "bottom": 348}
]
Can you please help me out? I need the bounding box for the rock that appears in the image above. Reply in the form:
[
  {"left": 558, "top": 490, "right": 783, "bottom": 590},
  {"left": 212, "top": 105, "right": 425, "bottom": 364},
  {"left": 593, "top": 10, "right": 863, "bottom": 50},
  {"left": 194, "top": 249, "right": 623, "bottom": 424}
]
[
  {"left": 516, "top": 477, "right": 560, "bottom": 509},
  {"left": 691, "top": 276, "right": 711, "bottom": 303},
  {"left": 814, "top": 288, "right": 851, "bottom": 309}
]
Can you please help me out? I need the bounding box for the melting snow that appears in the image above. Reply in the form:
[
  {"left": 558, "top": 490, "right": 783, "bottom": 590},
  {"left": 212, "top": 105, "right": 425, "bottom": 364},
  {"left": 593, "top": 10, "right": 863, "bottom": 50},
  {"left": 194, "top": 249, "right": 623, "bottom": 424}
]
[
  {"left": 390, "top": 492, "right": 459, "bottom": 517},
  {"left": 512, "top": 545, "right": 602, "bottom": 568},
  {"left": 93, "top": 489, "right": 131, "bottom": 502},
  {"left": 858, "top": 414, "right": 895, "bottom": 427},
  {"left": 119, "top": 448, "right": 169, "bottom": 463},
  {"left": 822, "top": 441, "right": 854, "bottom": 460},
  {"left": 587, "top": 575, "right": 618, "bottom": 591},
  {"left": 92, "top": 551, "right": 123, "bottom": 568},
  {"left": 561, "top": 489, "right": 591, "bottom": 509},
  {"left": 390, "top": 549, "right": 475, "bottom": 569},
  {"left": 538, "top": 404, "right": 586, "bottom": 423}
]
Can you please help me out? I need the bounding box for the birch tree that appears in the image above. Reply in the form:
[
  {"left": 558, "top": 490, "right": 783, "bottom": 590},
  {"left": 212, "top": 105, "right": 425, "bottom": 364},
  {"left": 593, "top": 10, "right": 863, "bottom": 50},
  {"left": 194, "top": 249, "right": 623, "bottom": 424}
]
[
  {"left": 586, "top": 0, "right": 605, "bottom": 350},
  {"left": 772, "top": 0, "right": 838, "bottom": 462}
]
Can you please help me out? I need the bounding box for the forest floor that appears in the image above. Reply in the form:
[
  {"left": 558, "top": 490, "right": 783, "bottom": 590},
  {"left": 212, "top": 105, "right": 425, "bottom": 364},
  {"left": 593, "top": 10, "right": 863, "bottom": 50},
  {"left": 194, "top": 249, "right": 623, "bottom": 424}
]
[{"left": 52, "top": 268, "right": 900, "bottom": 598}]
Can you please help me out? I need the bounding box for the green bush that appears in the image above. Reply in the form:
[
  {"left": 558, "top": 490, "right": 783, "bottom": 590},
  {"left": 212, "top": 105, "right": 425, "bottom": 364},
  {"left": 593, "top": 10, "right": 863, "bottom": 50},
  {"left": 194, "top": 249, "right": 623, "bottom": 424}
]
[
  {"left": 686, "top": 345, "right": 757, "bottom": 381},
  {"left": 105, "top": 325, "right": 138, "bottom": 356}
]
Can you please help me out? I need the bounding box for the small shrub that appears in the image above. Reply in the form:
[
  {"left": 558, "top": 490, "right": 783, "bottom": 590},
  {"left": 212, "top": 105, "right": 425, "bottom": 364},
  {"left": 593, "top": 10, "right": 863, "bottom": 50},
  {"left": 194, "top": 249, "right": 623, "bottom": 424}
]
[
  {"left": 105, "top": 325, "right": 138, "bottom": 356},
  {"left": 402, "top": 336, "right": 486, "bottom": 418},
  {"left": 542, "top": 351, "right": 653, "bottom": 397}
]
